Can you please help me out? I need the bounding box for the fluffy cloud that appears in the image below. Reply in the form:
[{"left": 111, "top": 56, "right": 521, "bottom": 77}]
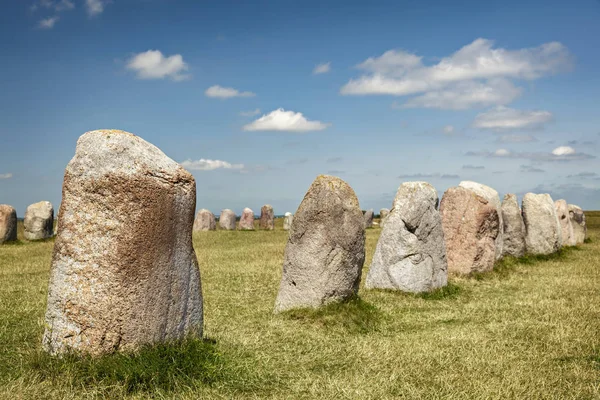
[
  {"left": 38, "top": 16, "right": 59, "bottom": 29},
  {"left": 205, "top": 85, "right": 255, "bottom": 99},
  {"left": 126, "top": 50, "right": 190, "bottom": 81},
  {"left": 472, "top": 106, "right": 553, "bottom": 130},
  {"left": 243, "top": 108, "right": 330, "bottom": 132},
  {"left": 240, "top": 108, "right": 261, "bottom": 117},
  {"left": 466, "top": 146, "right": 594, "bottom": 162},
  {"left": 0, "top": 173, "right": 12, "bottom": 179},
  {"left": 180, "top": 159, "right": 244, "bottom": 171},
  {"left": 313, "top": 62, "right": 331, "bottom": 75},
  {"left": 551, "top": 146, "right": 575, "bottom": 156},
  {"left": 86, "top": 0, "right": 107, "bottom": 16}
]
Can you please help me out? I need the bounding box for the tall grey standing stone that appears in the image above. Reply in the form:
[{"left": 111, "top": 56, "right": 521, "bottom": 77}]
[
  {"left": 522, "top": 193, "right": 562, "bottom": 255},
  {"left": 366, "top": 182, "right": 447, "bottom": 293},
  {"left": 440, "top": 187, "right": 499, "bottom": 274},
  {"left": 364, "top": 209, "right": 374, "bottom": 228},
  {"left": 379, "top": 208, "right": 390, "bottom": 228},
  {"left": 24, "top": 201, "right": 54, "bottom": 240},
  {"left": 193, "top": 209, "right": 216, "bottom": 231},
  {"left": 0, "top": 205, "right": 17, "bottom": 244},
  {"left": 555, "top": 199, "right": 576, "bottom": 246},
  {"left": 239, "top": 208, "right": 255, "bottom": 230},
  {"left": 568, "top": 204, "right": 587, "bottom": 244},
  {"left": 219, "top": 209, "right": 236, "bottom": 230},
  {"left": 43, "top": 129, "right": 203, "bottom": 355},
  {"left": 259, "top": 204, "right": 274, "bottom": 230},
  {"left": 283, "top": 212, "right": 293, "bottom": 231},
  {"left": 501, "top": 194, "right": 526, "bottom": 258},
  {"left": 459, "top": 181, "right": 503, "bottom": 260},
  {"left": 274, "top": 175, "right": 365, "bottom": 313}
]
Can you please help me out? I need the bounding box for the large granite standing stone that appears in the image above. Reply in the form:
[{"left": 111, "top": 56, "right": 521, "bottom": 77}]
[
  {"left": 501, "top": 194, "right": 526, "bottom": 258},
  {"left": 283, "top": 212, "right": 293, "bottom": 231},
  {"left": 459, "top": 181, "right": 503, "bottom": 260},
  {"left": 259, "top": 204, "right": 274, "bottom": 230},
  {"left": 43, "top": 129, "right": 203, "bottom": 355},
  {"left": 440, "top": 186, "right": 499, "bottom": 274},
  {"left": 274, "top": 175, "right": 365, "bottom": 313},
  {"left": 555, "top": 199, "right": 576, "bottom": 247},
  {"left": 364, "top": 209, "right": 374, "bottom": 228},
  {"left": 366, "top": 182, "right": 447, "bottom": 292},
  {"left": 0, "top": 205, "right": 17, "bottom": 244},
  {"left": 522, "top": 193, "right": 562, "bottom": 255},
  {"left": 193, "top": 209, "right": 216, "bottom": 231},
  {"left": 219, "top": 209, "right": 236, "bottom": 230},
  {"left": 568, "top": 204, "right": 587, "bottom": 244},
  {"left": 24, "top": 201, "right": 54, "bottom": 240},
  {"left": 239, "top": 208, "right": 255, "bottom": 230}
]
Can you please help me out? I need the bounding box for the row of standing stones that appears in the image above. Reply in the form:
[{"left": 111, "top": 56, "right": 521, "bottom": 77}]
[
  {"left": 0, "top": 130, "right": 587, "bottom": 356},
  {"left": 192, "top": 206, "right": 288, "bottom": 232}
]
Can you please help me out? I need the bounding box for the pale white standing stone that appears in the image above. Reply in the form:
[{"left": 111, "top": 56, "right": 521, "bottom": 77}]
[
  {"left": 24, "top": 201, "right": 54, "bottom": 240},
  {"left": 193, "top": 209, "right": 216, "bottom": 231},
  {"left": 219, "top": 209, "right": 236, "bottom": 230},
  {"left": 283, "top": 212, "right": 293, "bottom": 231},
  {"left": 568, "top": 204, "right": 587, "bottom": 244},
  {"left": 522, "top": 193, "right": 562, "bottom": 255}
]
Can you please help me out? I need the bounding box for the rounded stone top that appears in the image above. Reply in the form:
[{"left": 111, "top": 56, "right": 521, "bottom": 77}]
[
  {"left": 243, "top": 207, "right": 254, "bottom": 213},
  {"left": 393, "top": 181, "right": 438, "bottom": 209},
  {"left": 459, "top": 180, "right": 499, "bottom": 198},
  {"left": 0, "top": 204, "right": 16, "bottom": 213},
  {"left": 285, "top": 212, "right": 292, "bottom": 216}
]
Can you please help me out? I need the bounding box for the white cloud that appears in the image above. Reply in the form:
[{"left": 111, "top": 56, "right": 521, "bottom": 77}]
[
  {"left": 313, "top": 62, "right": 331, "bottom": 75},
  {"left": 552, "top": 146, "right": 576, "bottom": 156},
  {"left": 240, "top": 108, "right": 261, "bottom": 117},
  {"left": 126, "top": 50, "right": 190, "bottom": 81},
  {"left": 0, "top": 173, "right": 12, "bottom": 179},
  {"left": 472, "top": 106, "right": 553, "bottom": 130},
  {"left": 243, "top": 108, "right": 330, "bottom": 132},
  {"left": 205, "top": 85, "right": 255, "bottom": 99},
  {"left": 442, "top": 125, "right": 454, "bottom": 134},
  {"left": 180, "top": 159, "right": 244, "bottom": 171},
  {"left": 38, "top": 16, "right": 59, "bottom": 29},
  {"left": 86, "top": 0, "right": 106, "bottom": 16},
  {"left": 494, "top": 148, "right": 511, "bottom": 157}
]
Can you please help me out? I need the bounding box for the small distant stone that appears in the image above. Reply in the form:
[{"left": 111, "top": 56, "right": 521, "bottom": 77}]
[
  {"left": 568, "top": 204, "right": 587, "bottom": 244},
  {"left": 24, "top": 201, "right": 54, "bottom": 241},
  {"left": 364, "top": 209, "right": 374, "bottom": 228},
  {"left": 219, "top": 209, "right": 236, "bottom": 230},
  {"left": 555, "top": 199, "right": 576, "bottom": 246},
  {"left": 379, "top": 208, "right": 390, "bottom": 227},
  {"left": 259, "top": 204, "right": 274, "bottom": 230},
  {"left": 0, "top": 205, "right": 17, "bottom": 244},
  {"left": 522, "top": 193, "right": 562, "bottom": 255},
  {"left": 283, "top": 212, "right": 293, "bottom": 231},
  {"left": 193, "top": 209, "right": 216, "bottom": 231},
  {"left": 239, "top": 208, "right": 255, "bottom": 230}
]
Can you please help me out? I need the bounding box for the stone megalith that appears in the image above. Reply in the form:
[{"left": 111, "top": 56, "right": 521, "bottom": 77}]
[
  {"left": 24, "top": 201, "right": 54, "bottom": 240},
  {"left": 522, "top": 193, "right": 562, "bottom": 255},
  {"left": 274, "top": 175, "right": 365, "bottom": 313},
  {"left": 366, "top": 182, "right": 447, "bottom": 293},
  {"left": 283, "top": 212, "right": 293, "bottom": 231},
  {"left": 259, "top": 204, "right": 274, "bottom": 230},
  {"left": 555, "top": 199, "right": 576, "bottom": 247},
  {"left": 43, "top": 129, "right": 203, "bottom": 356},
  {"left": 219, "top": 209, "right": 236, "bottom": 230},
  {"left": 459, "top": 181, "right": 503, "bottom": 260},
  {"left": 0, "top": 205, "right": 17, "bottom": 244},
  {"left": 379, "top": 208, "right": 390, "bottom": 227},
  {"left": 568, "top": 204, "right": 587, "bottom": 244},
  {"left": 239, "top": 208, "right": 255, "bottom": 230},
  {"left": 193, "top": 209, "right": 216, "bottom": 231},
  {"left": 501, "top": 194, "right": 526, "bottom": 258},
  {"left": 439, "top": 186, "right": 499, "bottom": 274},
  {"left": 364, "top": 209, "right": 374, "bottom": 228}
]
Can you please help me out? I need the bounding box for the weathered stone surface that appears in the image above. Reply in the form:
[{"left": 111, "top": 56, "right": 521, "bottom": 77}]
[
  {"left": 459, "top": 181, "right": 503, "bottom": 259},
  {"left": 568, "top": 204, "right": 587, "bottom": 244},
  {"left": 0, "top": 205, "right": 17, "bottom": 244},
  {"left": 193, "top": 209, "right": 216, "bottom": 231},
  {"left": 219, "top": 209, "right": 236, "bottom": 230},
  {"left": 555, "top": 200, "right": 576, "bottom": 247},
  {"left": 239, "top": 208, "right": 255, "bottom": 230},
  {"left": 522, "top": 193, "right": 562, "bottom": 255},
  {"left": 283, "top": 212, "right": 293, "bottom": 231},
  {"left": 366, "top": 182, "right": 447, "bottom": 292},
  {"left": 259, "top": 204, "right": 274, "bottom": 230},
  {"left": 440, "top": 186, "right": 499, "bottom": 274},
  {"left": 364, "top": 209, "right": 374, "bottom": 228},
  {"left": 379, "top": 208, "right": 390, "bottom": 227},
  {"left": 43, "top": 129, "right": 203, "bottom": 355},
  {"left": 501, "top": 194, "right": 526, "bottom": 258},
  {"left": 24, "top": 201, "right": 54, "bottom": 240},
  {"left": 274, "top": 175, "right": 365, "bottom": 313}
]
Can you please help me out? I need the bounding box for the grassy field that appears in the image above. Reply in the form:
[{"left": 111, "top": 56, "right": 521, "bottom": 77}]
[{"left": 1, "top": 215, "right": 599, "bottom": 399}]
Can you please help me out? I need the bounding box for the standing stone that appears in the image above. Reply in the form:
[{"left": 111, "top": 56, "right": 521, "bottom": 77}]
[
  {"left": 555, "top": 200, "right": 576, "bottom": 247},
  {"left": 259, "top": 204, "right": 274, "bottom": 230},
  {"left": 459, "top": 181, "right": 503, "bottom": 260},
  {"left": 43, "top": 129, "right": 202, "bottom": 355},
  {"left": 440, "top": 186, "right": 499, "bottom": 274},
  {"left": 239, "top": 208, "right": 255, "bottom": 230},
  {"left": 24, "top": 201, "right": 54, "bottom": 240},
  {"left": 501, "top": 194, "right": 526, "bottom": 258},
  {"left": 366, "top": 182, "right": 447, "bottom": 292},
  {"left": 283, "top": 212, "right": 293, "bottom": 231},
  {"left": 193, "top": 209, "right": 216, "bottom": 231},
  {"left": 364, "top": 209, "right": 374, "bottom": 228},
  {"left": 219, "top": 209, "right": 236, "bottom": 230},
  {"left": 0, "top": 205, "right": 17, "bottom": 244},
  {"left": 274, "top": 175, "right": 365, "bottom": 313},
  {"left": 568, "top": 204, "right": 587, "bottom": 244},
  {"left": 522, "top": 193, "right": 562, "bottom": 255},
  {"left": 379, "top": 208, "right": 390, "bottom": 225}
]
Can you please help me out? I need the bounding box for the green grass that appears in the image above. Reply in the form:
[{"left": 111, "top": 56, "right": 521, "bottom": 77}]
[{"left": 1, "top": 215, "right": 599, "bottom": 398}]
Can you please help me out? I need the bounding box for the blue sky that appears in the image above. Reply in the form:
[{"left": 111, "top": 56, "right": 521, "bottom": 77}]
[{"left": 2, "top": 0, "right": 600, "bottom": 216}]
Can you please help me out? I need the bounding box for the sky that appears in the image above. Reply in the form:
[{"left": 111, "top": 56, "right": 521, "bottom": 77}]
[{"left": 1, "top": 0, "right": 600, "bottom": 216}]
